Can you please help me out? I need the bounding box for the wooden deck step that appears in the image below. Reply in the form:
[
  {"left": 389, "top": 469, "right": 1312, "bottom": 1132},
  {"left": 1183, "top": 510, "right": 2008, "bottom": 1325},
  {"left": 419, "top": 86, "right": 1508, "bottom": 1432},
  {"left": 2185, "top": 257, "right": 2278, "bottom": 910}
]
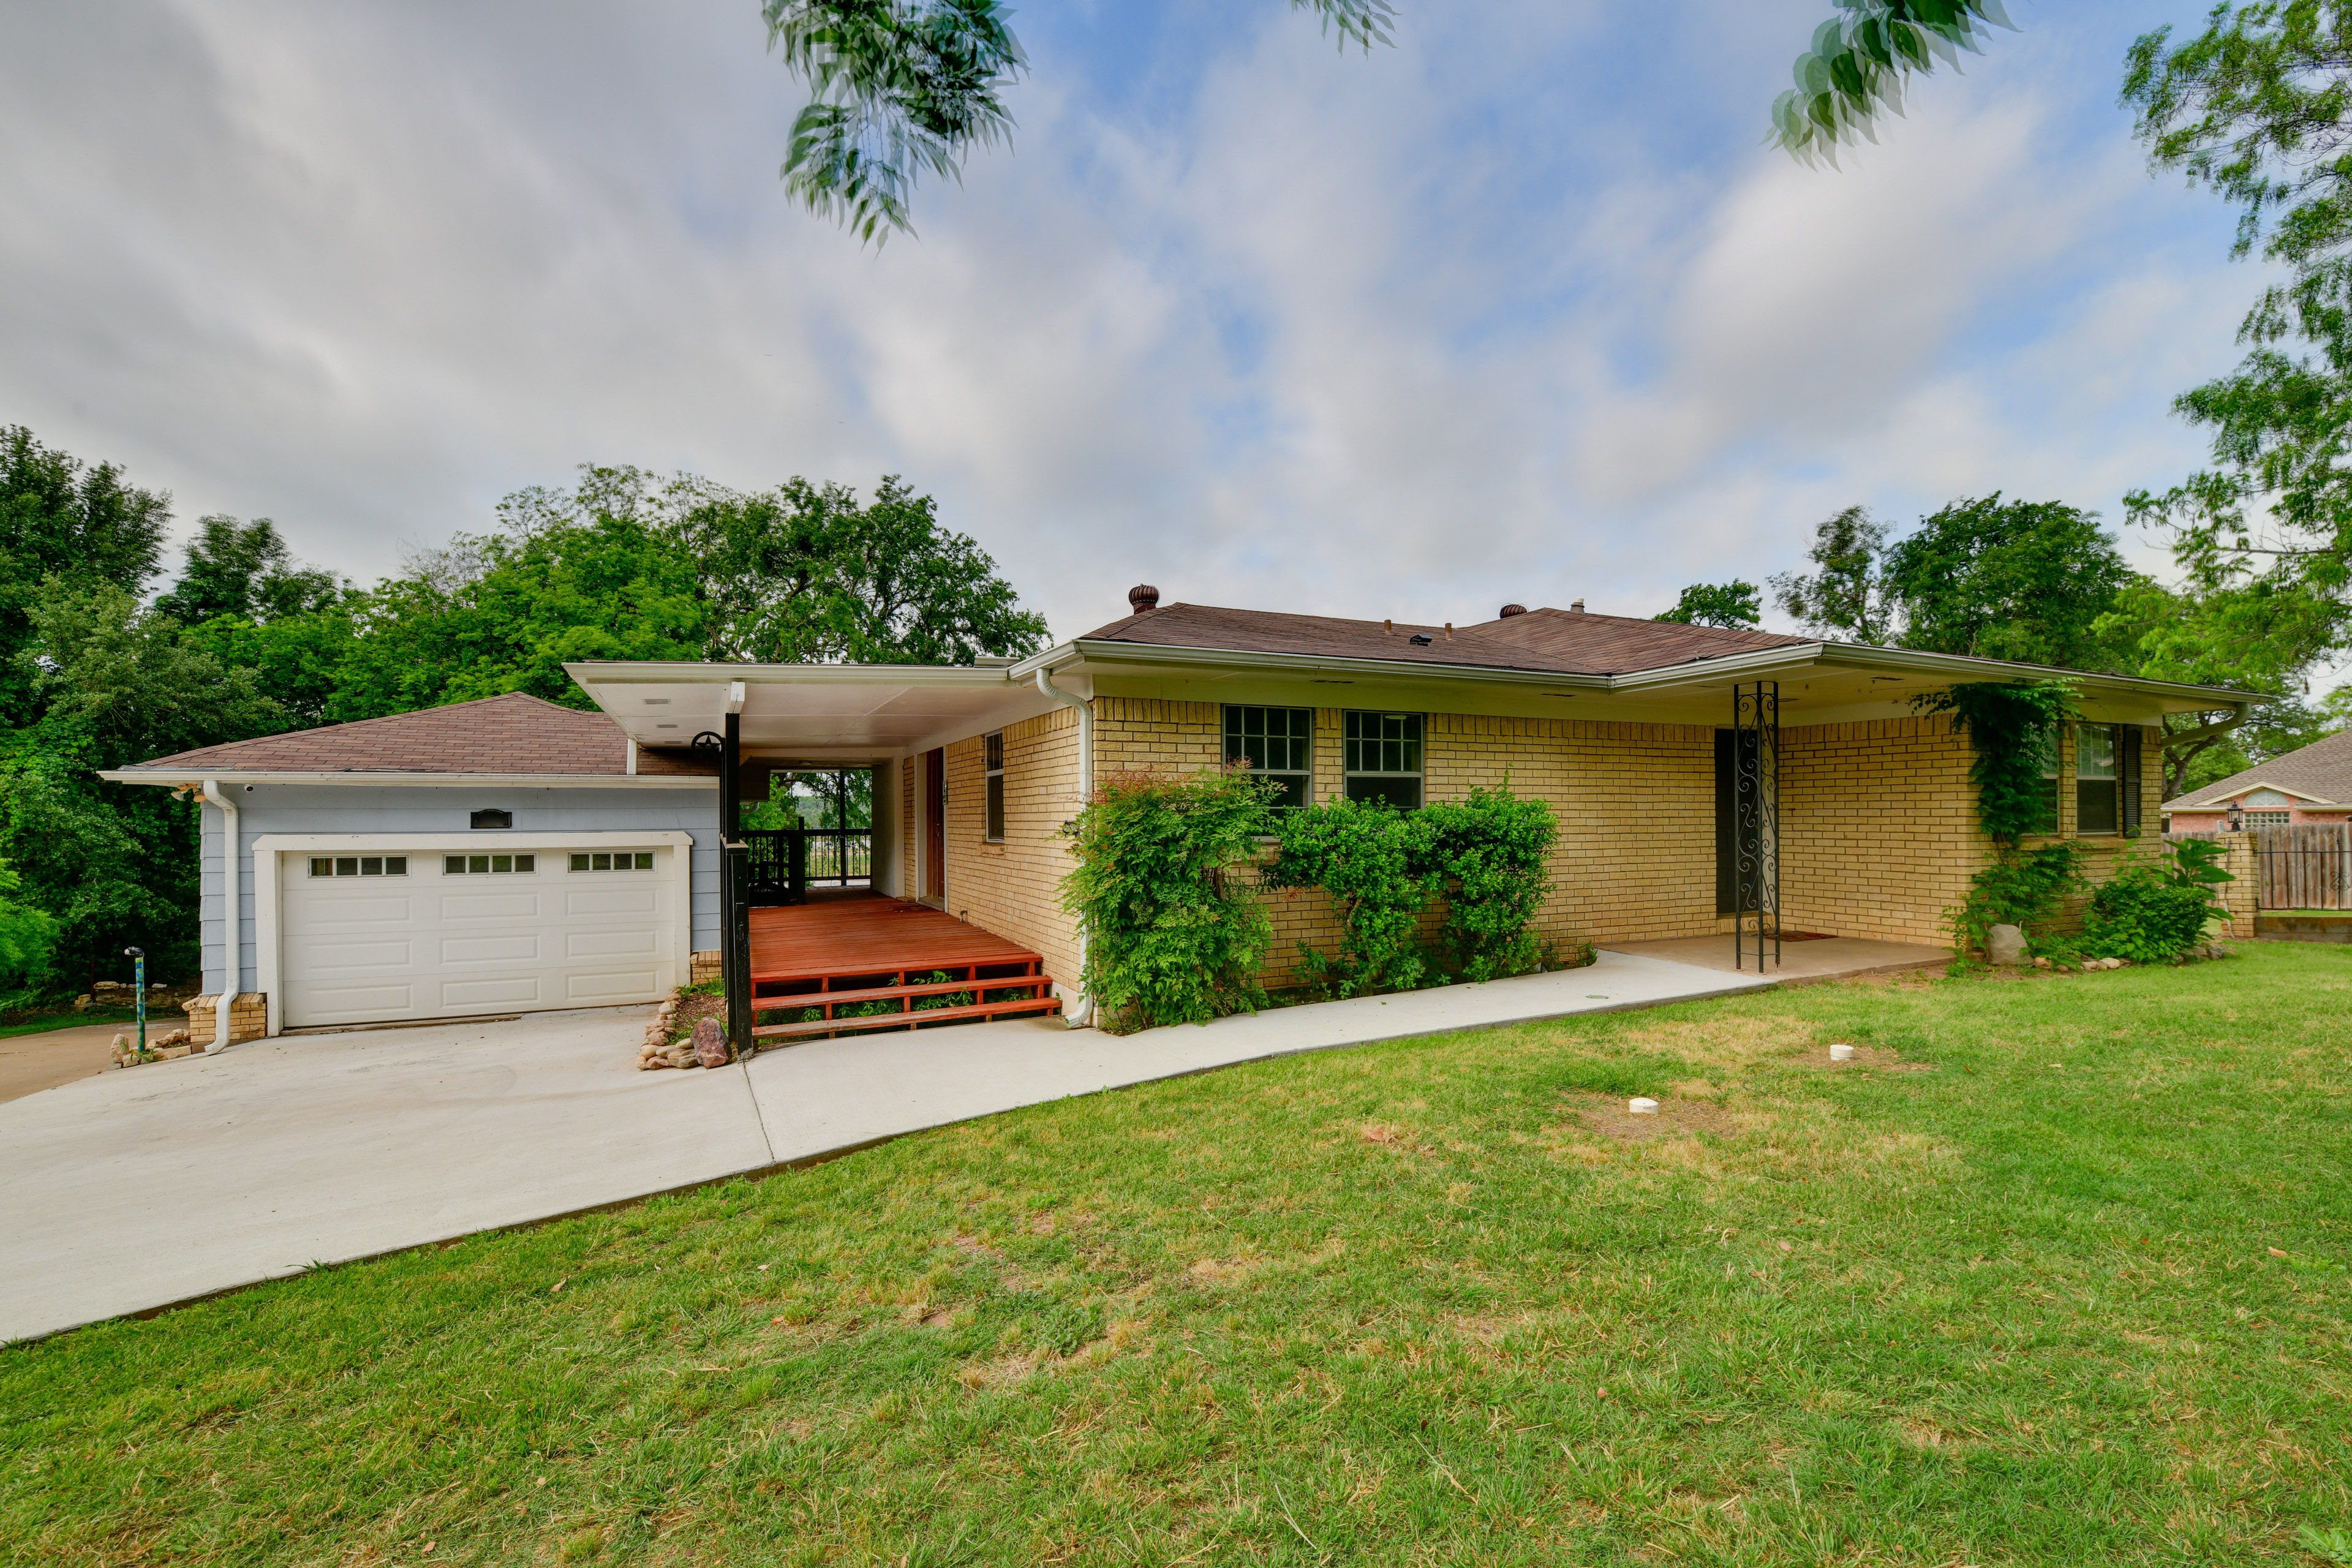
[
  {"left": 753, "top": 974, "right": 1055, "bottom": 1014},
  {"left": 752, "top": 993, "right": 1063, "bottom": 1043}
]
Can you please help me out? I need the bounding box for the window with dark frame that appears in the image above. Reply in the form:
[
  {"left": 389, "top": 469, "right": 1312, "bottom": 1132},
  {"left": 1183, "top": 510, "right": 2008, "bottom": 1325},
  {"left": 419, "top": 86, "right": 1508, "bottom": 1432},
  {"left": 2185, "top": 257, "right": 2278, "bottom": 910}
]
[
  {"left": 1343, "top": 711, "right": 1423, "bottom": 809},
  {"left": 2076, "top": 723, "right": 2120, "bottom": 835},
  {"left": 1223, "top": 706, "right": 1312, "bottom": 810},
  {"left": 309, "top": 856, "right": 409, "bottom": 877},
  {"left": 443, "top": 853, "right": 538, "bottom": 873},
  {"left": 567, "top": 851, "right": 655, "bottom": 871},
  {"left": 984, "top": 731, "right": 1006, "bottom": 842}
]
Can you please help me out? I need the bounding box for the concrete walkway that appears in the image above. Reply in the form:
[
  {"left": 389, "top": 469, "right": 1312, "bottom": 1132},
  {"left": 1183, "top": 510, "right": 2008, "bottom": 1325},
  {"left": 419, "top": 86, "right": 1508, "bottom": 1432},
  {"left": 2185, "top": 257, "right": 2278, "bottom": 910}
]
[
  {"left": 1600, "top": 935, "right": 1948, "bottom": 983},
  {"left": 0, "top": 951, "right": 1765, "bottom": 1343}
]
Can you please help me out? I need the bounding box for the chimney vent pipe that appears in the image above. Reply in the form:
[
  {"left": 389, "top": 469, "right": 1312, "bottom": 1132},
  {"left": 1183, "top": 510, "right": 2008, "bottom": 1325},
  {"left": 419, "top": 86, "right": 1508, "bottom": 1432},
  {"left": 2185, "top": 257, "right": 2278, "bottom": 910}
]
[{"left": 1569, "top": 598, "right": 1586, "bottom": 614}]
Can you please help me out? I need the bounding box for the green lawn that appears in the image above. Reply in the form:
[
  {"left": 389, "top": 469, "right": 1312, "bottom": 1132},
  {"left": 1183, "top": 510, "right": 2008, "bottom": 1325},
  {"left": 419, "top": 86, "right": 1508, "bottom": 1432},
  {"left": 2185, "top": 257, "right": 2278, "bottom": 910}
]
[{"left": 6, "top": 946, "right": 2350, "bottom": 1566}]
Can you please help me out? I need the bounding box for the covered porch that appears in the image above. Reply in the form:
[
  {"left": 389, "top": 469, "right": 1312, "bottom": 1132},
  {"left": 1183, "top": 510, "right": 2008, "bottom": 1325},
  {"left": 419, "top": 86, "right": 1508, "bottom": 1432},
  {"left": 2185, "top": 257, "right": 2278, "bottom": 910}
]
[{"left": 747, "top": 894, "right": 1063, "bottom": 1046}]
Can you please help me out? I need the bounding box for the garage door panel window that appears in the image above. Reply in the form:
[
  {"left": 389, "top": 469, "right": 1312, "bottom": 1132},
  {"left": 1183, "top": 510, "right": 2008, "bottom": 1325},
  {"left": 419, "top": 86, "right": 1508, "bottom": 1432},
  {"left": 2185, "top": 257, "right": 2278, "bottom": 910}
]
[
  {"left": 311, "top": 856, "right": 408, "bottom": 876},
  {"left": 569, "top": 851, "right": 655, "bottom": 871},
  {"left": 445, "top": 854, "right": 537, "bottom": 874}
]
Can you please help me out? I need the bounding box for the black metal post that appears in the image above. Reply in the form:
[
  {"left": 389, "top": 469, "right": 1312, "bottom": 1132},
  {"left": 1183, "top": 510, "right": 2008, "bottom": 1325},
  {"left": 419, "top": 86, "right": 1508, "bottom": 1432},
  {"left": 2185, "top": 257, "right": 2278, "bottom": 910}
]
[
  {"left": 720, "top": 710, "right": 749, "bottom": 1057},
  {"left": 1733, "top": 681, "right": 1781, "bottom": 971}
]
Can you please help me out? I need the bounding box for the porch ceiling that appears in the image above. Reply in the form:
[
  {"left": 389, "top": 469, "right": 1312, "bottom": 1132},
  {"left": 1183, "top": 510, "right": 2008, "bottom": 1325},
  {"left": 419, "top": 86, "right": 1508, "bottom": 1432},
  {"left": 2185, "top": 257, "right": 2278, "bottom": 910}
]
[{"left": 564, "top": 660, "right": 1056, "bottom": 761}]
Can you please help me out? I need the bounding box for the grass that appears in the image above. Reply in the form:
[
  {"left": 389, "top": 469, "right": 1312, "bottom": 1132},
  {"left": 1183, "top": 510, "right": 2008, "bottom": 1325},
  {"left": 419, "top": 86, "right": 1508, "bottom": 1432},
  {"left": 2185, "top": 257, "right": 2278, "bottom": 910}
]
[
  {"left": 0, "top": 1008, "right": 145, "bottom": 1041},
  {"left": 4, "top": 945, "right": 2349, "bottom": 1566}
]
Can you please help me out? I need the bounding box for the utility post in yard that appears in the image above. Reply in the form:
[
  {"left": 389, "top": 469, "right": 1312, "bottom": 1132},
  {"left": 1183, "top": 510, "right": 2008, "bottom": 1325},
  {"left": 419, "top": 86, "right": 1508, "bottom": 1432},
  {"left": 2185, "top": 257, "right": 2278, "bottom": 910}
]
[{"left": 124, "top": 947, "right": 146, "bottom": 1058}]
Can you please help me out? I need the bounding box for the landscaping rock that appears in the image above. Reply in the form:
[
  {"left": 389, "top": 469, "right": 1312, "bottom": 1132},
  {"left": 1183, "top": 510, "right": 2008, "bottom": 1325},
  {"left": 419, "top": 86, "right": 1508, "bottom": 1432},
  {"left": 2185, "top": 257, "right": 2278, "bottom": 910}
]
[
  {"left": 692, "top": 1016, "right": 731, "bottom": 1069},
  {"left": 2032, "top": 956, "right": 2051, "bottom": 969},
  {"left": 1986, "top": 924, "right": 2026, "bottom": 966}
]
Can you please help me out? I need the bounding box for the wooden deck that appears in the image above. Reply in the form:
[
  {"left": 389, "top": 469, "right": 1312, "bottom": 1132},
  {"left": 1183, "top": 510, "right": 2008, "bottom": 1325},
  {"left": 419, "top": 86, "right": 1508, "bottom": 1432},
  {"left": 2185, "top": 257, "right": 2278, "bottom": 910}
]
[{"left": 746, "top": 896, "right": 1061, "bottom": 1044}]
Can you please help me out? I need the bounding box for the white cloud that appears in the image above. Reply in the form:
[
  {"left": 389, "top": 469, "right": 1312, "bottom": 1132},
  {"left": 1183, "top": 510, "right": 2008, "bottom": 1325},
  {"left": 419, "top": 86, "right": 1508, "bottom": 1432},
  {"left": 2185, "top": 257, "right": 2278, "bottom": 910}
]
[{"left": 0, "top": 0, "right": 2265, "bottom": 643}]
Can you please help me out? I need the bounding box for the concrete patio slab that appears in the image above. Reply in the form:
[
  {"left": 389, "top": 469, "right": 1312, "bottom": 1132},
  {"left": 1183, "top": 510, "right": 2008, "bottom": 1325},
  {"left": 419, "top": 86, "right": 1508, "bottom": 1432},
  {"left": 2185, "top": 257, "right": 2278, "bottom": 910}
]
[
  {"left": 0, "top": 1007, "right": 766, "bottom": 1344},
  {"left": 1600, "top": 935, "right": 1947, "bottom": 983},
  {"left": 2, "top": 950, "right": 1769, "bottom": 1343},
  {"left": 743, "top": 949, "right": 1772, "bottom": 1163}
]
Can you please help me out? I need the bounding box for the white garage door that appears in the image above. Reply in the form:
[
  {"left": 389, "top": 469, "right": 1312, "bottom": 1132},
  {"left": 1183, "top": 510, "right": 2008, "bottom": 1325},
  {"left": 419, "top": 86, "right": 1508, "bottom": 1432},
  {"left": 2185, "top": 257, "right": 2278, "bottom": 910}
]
[{"left": 280, "top": 846, "right": 675, "bottom": 1028}]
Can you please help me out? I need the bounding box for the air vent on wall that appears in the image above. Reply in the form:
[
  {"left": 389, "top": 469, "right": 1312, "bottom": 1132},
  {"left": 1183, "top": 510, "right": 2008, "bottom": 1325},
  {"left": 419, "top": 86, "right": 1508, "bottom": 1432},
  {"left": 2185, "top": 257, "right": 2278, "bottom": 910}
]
[{"left": 470, "top": 809, "right": 513, "bottom": 830}]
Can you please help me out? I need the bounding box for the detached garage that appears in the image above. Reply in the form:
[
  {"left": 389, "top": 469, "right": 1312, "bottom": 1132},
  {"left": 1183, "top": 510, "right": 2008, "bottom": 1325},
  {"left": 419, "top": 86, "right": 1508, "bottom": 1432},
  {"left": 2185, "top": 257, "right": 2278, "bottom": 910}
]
[{"left": 104, "top": 692, "right": 719, "bottom": 1042}]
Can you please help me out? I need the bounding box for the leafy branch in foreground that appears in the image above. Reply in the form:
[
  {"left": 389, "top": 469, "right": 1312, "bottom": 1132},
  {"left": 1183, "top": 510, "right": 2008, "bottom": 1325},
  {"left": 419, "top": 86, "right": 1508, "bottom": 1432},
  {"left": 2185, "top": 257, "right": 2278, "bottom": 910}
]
[
  {"left": 1770, "top": 1, "right": 2016, "bottom": 161},
  {"left": 763, "top": 0, "right": 1395, "bottom": 241}
]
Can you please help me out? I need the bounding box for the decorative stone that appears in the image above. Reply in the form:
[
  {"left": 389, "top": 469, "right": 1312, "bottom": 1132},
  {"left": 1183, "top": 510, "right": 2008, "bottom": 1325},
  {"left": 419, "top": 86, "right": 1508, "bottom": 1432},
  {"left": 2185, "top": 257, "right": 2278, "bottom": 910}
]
[
  {"left": 1985, "top": 924, "right": 2026, "bottom": 966},
  {"left": 692, "top": 1016, "right": 730, "bottom": 1069}
]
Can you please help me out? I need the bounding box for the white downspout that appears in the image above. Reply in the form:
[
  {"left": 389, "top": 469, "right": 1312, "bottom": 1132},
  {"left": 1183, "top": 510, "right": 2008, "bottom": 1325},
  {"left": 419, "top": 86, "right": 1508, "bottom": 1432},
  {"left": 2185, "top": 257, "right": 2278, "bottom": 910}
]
[
  {"left": 1033, "top": 666, "right": 1095, "bottom": 1027},
  {"left": 199, "top": 778, "right": 239, "bottom": 1051}
]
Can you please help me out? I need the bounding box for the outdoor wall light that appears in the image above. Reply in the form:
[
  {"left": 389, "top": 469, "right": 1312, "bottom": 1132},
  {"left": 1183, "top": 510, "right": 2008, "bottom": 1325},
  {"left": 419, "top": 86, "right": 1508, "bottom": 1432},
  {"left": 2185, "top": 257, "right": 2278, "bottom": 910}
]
[{"left": 2226, "top": 800, "right": 2245, "bottom": 832}]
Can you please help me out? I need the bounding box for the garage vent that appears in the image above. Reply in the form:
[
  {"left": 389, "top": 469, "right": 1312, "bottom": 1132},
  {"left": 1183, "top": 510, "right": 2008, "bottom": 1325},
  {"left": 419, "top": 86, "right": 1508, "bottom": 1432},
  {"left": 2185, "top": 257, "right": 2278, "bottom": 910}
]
[{"left": 470, "top": 809, "right": 513, "bottom": 829}]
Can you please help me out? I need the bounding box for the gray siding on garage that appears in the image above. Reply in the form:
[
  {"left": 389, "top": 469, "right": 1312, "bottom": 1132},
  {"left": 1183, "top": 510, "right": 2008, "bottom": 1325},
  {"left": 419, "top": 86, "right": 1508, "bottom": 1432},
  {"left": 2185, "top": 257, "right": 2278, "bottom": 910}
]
[{"left": 198, "top": 782, "right": 719, "bottom": 995}]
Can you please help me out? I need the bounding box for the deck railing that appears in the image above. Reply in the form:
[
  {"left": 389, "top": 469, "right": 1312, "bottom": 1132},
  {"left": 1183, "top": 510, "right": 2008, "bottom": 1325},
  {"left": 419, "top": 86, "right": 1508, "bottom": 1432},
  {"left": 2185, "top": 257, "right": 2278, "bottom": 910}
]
[{"left": 744, "top": 829, "right": 873, "bottom": 900}]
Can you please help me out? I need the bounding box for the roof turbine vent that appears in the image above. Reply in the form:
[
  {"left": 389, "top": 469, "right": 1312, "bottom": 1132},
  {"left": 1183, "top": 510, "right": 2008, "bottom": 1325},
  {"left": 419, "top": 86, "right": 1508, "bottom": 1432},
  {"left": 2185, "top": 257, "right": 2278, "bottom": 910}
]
[
  {"left": 1128, "top": 584, "right": 1161, "bottom": 614},
  {"left": 1569, "top": 598, "right": 1586, "bottom": 614},
  {"left": 1499, "top": 603, "right": 1527, "bottom": 617}
]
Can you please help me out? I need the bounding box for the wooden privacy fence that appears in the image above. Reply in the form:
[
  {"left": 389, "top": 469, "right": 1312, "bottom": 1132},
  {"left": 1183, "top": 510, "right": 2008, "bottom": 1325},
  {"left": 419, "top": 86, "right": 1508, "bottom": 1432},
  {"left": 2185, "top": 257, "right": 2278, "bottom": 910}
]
[{"left": 2256, "top": 824, "right": 2352, "bottom": 910}]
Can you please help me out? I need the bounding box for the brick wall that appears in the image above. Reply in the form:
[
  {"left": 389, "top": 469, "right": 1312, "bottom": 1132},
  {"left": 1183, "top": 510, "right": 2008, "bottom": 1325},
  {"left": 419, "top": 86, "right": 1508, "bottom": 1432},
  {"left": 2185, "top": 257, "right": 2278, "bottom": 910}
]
[
  {"left": 184, "top": 993, "right": 266, "bottom": 1046},
  {"left": 941, "top": 706, "right": 1085, "bottom": 990}
]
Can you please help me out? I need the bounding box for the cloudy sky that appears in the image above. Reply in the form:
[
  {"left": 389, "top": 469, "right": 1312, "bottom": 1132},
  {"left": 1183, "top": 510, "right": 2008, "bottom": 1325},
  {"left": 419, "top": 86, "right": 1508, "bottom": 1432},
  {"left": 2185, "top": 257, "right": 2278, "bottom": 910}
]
[{"left": 0, "top": 0, "right": 2261, "bottom": 641}]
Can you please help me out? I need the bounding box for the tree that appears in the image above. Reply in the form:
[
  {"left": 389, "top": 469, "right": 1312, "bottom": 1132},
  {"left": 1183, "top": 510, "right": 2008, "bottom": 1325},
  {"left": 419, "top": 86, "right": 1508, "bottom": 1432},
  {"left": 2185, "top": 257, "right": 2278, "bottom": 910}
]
[
  {"left": 1655, "top": 580, "right": 1763, "bottom": 628},
  {"left": 1769, "top": 1, "right": 2016, "bottom": 159},
  {"left": 327, "top": 513, "right": 709, "bottom": 722},
  {"left": 1770, "top": 505, "right": 1894, "bottom": 643},
  {"left": 765, "top": 0, "right": 1395, "bottom": 240},
  {"left": 152, "top": 516, "right": 342, "bottom": 626},
  {"left": 1880, "top": 494, "right": 2135, "bottom": 669},
  {"left": 0, "top": 425, "right": 171, "bottom": 727},
  {"left": 684, "top": 475, "right": 1048, "bottom": 663},
  {"left": 2113, "top": 5, "right": 2352, "bottom": 671}
]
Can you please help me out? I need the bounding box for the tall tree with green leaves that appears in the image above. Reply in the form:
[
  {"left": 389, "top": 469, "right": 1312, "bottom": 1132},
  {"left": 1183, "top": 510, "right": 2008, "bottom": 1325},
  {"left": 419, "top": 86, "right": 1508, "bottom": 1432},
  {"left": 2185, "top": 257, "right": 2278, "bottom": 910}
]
[
  {"left": 685, "top": 475, "right": 1048, "bottom": 664},
  {"left": 764, "top": 0, "right": 1395, "bottom": 239},
  {"left": 1881, "top": 494, "right": 2136, "bottom": 669},
  {"left": 153, "top": 516, "right": 343, "bottom": 627},
  {"left": 1654, "top": 581, "right": 1763, "bottom": 628},
  {"left": 0, "top": 426, "right": 171, "bottom": 727},
  {"left": 1770, "top": 505, "right": 1894, "bottom": 643},
  {"left": 1768, "top": 2, "right": 2018, "bottom": 160}
]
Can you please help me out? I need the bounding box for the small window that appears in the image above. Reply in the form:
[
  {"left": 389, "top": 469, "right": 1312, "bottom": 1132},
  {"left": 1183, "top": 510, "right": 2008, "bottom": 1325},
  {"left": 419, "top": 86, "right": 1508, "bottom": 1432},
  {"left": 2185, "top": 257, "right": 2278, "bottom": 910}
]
[
  {"left": 567, "top": 851, "right": 655, "bottom": 871},
  {"left": 443, "top": 853, "right": 537, "bottom": 873},
  {"left": 2243, "top": 810, "right": 2292, "bottom": 827},
  {"left": 984, "top": 732, "right": 1006, "bottom": 842},
  {"left": 2076, "top": 723, "right": 2119, "bottom": 835},
  {"left": 1224, "top": 706, "right": 1312, "bottom": 810},
  {"left": 310, "top": 855, "right": 409, "bottom": 876},
  {"left": 1343, "top": 712, "right": 1423, "bottom": 809},
  {"left": 470, "top": 809, "right": 513, "bottom": 831}
]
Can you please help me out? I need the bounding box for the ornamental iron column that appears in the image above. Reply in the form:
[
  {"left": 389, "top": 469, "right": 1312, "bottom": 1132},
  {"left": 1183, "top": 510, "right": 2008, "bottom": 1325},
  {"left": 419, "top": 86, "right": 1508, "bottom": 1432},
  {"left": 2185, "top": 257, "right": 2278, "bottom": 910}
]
[{"left": 1733, "top": 681, "right": 1781, "bottom": 971}]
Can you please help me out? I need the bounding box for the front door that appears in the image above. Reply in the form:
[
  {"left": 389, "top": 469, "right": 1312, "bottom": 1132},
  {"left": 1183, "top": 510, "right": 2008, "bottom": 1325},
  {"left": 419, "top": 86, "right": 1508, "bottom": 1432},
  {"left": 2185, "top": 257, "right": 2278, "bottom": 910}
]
[{"left": 923, "top": 747, "right": 946, "bottom": 901}]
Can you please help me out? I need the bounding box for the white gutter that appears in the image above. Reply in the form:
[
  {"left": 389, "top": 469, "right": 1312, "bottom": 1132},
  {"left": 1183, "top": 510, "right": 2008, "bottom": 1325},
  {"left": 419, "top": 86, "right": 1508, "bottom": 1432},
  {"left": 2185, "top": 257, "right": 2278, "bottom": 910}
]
[
  {"left": 199, "top": 779, "right": 238, "bottom": 1051},
  {"left": 1034, "top": 667, "right": 1095, "bottom": 1028}
]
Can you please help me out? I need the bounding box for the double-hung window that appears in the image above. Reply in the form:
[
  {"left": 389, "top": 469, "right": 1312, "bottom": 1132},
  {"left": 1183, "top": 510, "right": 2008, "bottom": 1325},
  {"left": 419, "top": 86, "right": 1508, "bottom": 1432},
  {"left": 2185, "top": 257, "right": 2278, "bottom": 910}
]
[
  {"left": 2075, "top": 723, "right": 2120, "bottom": 835},
  {"left": 1223, "top": 706, "right": 1311, "bottom": 809},
  {"left": 1344, "top": 712, "right": 1423, "bottom": 809},
  {"left": 983, "top": 732, "right": 1006, "bottom": 842}
]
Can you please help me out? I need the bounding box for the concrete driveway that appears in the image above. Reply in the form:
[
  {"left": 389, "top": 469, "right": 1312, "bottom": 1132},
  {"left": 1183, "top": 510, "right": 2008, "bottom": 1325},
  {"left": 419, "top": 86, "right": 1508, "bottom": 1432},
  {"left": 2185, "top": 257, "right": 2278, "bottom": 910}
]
[{"left": 0, "top": 951, "right": 1765, "bottom": 1343}]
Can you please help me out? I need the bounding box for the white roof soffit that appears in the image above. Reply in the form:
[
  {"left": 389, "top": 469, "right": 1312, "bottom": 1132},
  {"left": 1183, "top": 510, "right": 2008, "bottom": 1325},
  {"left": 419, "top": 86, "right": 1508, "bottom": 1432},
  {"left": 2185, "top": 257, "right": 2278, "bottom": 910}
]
[
  {"left": 96, "top": 770, "right": 713, "bottom": 788},
  {"left": 1016, "top": 639, "right": 2254, "bottom": 713},
  {"left": 564, "top": 660, "right": 1051, "bottom": 754}
]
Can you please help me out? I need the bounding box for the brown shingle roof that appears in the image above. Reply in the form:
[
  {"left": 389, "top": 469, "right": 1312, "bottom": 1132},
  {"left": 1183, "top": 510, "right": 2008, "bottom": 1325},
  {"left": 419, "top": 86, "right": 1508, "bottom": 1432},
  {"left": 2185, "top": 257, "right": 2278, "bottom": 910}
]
[
  {"left": 2166, "top": 726, "right": 2352, "bottom": 809},
  {"left": 1075, "top": 603, "right": 1816, "bottom": 677},
  {"left": 124, "top": 691, "right": 716, "bottom": 777}
]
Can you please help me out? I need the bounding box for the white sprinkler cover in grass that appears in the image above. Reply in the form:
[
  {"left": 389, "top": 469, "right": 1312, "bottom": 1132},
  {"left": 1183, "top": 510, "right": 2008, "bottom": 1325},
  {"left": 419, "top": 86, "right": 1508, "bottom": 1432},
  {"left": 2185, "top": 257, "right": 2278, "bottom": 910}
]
[{"left": 1627, "top": 1097, "right": 1659, "bottom": 1114}]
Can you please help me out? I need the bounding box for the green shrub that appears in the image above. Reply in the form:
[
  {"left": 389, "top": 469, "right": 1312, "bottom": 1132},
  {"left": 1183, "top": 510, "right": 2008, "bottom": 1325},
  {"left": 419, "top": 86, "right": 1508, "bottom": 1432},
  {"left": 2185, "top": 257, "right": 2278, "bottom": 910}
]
[
  {"left": 1267, "top": 783, "right": 1559, "bottom": 996},
  {"left": 1420, "top": 786, "right": 1560, "bottom": 982},
  {"left": 1060, "top": 767, "right": 1279, "bottom": 1031},
  {"left": 2085, "top": 842, "right": 2235, "bottom": 963},
  {"left": 1264, "top": 796, "right": 1437, "bottom": 997},
  {"left": 1951, "top": 841, "right": 2083, "bottom": 962}
]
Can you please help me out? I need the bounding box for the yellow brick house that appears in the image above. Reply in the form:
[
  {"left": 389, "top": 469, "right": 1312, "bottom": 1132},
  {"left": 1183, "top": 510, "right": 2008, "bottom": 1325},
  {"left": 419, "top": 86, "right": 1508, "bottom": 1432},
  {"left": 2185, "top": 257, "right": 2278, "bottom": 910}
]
[{"left": 560, "top": 586, "right": 2252, "bottom": 1033}]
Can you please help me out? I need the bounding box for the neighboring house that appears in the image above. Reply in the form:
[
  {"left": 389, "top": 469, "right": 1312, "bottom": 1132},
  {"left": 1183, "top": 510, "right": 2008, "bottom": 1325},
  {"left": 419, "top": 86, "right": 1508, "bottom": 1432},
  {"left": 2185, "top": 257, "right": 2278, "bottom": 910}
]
[
  {"left": 107, "top": 590, "right": 2250, "bottom": 1044},
  {"left": 2162, "top": 726, "right": 2352, "bottom": 831}
]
